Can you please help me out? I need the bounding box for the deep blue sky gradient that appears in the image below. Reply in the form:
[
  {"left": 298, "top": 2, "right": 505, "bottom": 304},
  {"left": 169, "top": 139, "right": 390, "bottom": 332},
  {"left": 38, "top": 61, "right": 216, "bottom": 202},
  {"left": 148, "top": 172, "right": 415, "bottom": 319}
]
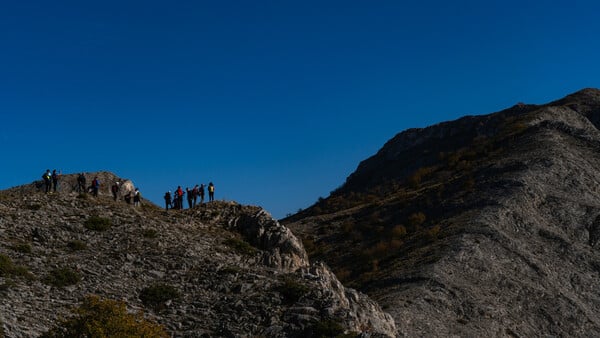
[{"left": 2, "top": 1, "right": 600, "bottom": 218}]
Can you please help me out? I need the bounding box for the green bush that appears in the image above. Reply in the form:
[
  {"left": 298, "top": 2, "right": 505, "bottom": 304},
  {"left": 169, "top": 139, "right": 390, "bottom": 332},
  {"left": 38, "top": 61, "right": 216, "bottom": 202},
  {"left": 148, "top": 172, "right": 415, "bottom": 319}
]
[
  {"left": 143, "top": 229, "right": 158, "bottom": 238},
  {"left": 66, "top": 240, "right": 87, "bottom": 251},
  {"left": 139, "top": 283, "right": 180, "bottom": 310},
  {"left": 12, "top": 243, "right": 32, "bottom": 254},
  {"left": 26, "top": 204, "right": 42, "bottom": 211},
  {"left": 224, "top": 237, "right": 257, "bottom": 256},
  {"left": 84, "top": 216, "right": 111, "bottom": 231},
  {"left": 308, "top": 319, "right": 356, "bottom": 337},
  {"left": 275, "top": 276, "right": 309, "bottom": 305},
  {"left": 40, "top": 295, "right": 168, "bottom": 338},
  {"left": 43, "top": 267, "right": 81, "bottom": 287},
  {"left": 0, "top": 254, "right": 30, "bottom": 278}
]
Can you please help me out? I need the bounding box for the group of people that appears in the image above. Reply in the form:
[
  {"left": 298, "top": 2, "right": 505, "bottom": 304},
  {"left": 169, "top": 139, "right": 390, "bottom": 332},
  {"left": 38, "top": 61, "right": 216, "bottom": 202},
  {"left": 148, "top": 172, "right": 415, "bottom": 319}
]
[
  {"left": 43, "top": 171, "right": 142, "bottom": 207},
  {"left": 163, "top": 182, "right": 215, "bottom": 211},
  {"left": 42, "top": 169, "right": 61, "bottom": 194}
]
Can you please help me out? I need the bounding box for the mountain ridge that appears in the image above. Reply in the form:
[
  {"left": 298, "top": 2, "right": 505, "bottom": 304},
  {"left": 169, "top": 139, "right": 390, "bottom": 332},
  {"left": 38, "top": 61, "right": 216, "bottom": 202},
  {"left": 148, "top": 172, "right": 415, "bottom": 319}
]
[
  {"left": 284, "top": 88, "right": 600, "bottom": 336},
  {"left": 0, "top": 175, "right": 396, "bottom": 337}
]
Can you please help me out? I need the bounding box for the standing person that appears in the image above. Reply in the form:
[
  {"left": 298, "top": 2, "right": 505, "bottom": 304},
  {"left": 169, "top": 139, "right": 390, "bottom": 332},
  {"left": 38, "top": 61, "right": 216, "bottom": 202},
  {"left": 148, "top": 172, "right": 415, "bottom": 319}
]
[
  {"left": 91, "top": 177, "right": 100, "bottom": 197},
  {"left": 133, "top": 188, "right": 141, "bottom": 207},
  {"left": 51, "top": 169, "right": 61, "bottom": 193},
  {"left": 111, "top": 182, "right": 120, "bottom": 201},
  {"left": 192, "top": 185, "right": 199, "bottom": 208},
  {"left": 124, "top": 192, "right": 132, "bottom": 204},
  {"left": 77, "top": 173, "right": 86, "bottom": 193},
  {"left": 176, "top": 186, "right": 184, "bottom": 210},
  {"left": 42, "top": 169, "right": 51, "bottom": 194},
  {"left": 164, "top": 191, "right": 172, "bottom": 211},
  {"left": 186, "top": 188, "right": 193, "bottom": 209},
  {"left": 199, "top": 184, "right": 205, "bottom": 204},
  {"left": 208, "top": 182, "right": 215, "bottom": 202}
]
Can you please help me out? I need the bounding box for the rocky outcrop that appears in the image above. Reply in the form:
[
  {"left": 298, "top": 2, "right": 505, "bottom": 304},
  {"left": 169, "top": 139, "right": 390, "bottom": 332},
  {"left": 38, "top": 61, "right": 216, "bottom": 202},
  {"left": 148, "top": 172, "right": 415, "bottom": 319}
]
[
  {"left": 229, "top": 208, "right": 309, "bottom": 272},
  {"left": 0, "top": 180, "right": 396, "bottom": 337}
]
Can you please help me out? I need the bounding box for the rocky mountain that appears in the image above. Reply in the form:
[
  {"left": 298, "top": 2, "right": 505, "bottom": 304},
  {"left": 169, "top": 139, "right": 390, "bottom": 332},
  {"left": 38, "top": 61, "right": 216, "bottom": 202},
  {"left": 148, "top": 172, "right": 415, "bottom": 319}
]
[
  {"left": 283, "top": 88, "right": 600, "bottom": 336},
  {"left": 0, "top": 172, "right": 396, "bottom": 337}
]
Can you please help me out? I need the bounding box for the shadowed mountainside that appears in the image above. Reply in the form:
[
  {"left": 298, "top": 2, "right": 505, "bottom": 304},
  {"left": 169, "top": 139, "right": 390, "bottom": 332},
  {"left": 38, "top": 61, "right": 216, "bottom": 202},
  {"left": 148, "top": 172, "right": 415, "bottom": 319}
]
[{"left": 284, "top": 88, "right": 600, "bottom": 337}]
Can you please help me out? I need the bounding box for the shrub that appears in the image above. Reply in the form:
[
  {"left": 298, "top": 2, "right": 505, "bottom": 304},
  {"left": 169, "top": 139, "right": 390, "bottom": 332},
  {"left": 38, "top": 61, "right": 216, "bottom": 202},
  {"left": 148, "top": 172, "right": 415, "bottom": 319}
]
[
  {"left": 391, "top": 224, "right": 407, "bottom": 238},
  {"left": 223, "top": 237, "right": 257, "bottom": 256},
  {"left": 275, "top": 276, "right": 309, "bottom": 305},
  {"left": 84, "top": 216, "right": 112, "bottom": 231},
  {"left": 12, "top": 243, "right": 32, "bottom": 254},
  {"left": 40, "top": 295, "right": 168, "bottom": 338},
  {"left": 426, "top": 225, "right": 442, "bottom": 241},
  {"left": 408, "top": 212, "right": 426, "bottom": 228},
  {"left": 0, "top": 254, "right": 30, "bottom": 278},
  {"left": 143, "top": 229, "right": 159, "bottom": 238},
  {"left": 26, "top": 204, "right": 42, "bottom": 211},
  {"left": 408, "top": 166, "right": 435, "bottom": 189},
  {"left": 66, "top": 240, "right": 87, "bottom": 251},
  {"left": 139, "top": 283, "right": 180, "bottom": 310},
  {"left": 44, "top": 267, "right": 81, "bottom": 287},
  {"left": 308, "top": 319, "right": 349, "bottom": 337}
]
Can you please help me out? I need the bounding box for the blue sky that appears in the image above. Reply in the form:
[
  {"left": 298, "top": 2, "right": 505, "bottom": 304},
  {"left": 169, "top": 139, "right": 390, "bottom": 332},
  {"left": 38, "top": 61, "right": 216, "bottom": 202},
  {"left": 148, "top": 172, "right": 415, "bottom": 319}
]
[{"left": 1, "top": 1, "right": 599, "bottom": 218}]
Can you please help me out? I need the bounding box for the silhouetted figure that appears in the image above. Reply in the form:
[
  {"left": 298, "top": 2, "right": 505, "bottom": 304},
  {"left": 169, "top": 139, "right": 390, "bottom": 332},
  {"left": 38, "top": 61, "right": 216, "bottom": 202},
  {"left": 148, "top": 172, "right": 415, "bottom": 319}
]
[
  {"left": 133, "top": 188, "right": 141, "bottom": 207},
  {"left": 164, "top": 191, "right": 172, "bottom": 211},
  {"left": 124, "top": 192, "right": 132, "bottom": 204},
  {"left": 176, "top": 186, "right": 184, "bottom": 210},
  {"left": 186, "top": 187, "right": 193, "bottom": 209},
  {"left": 192, "top": 185, "right": 199, "bottom": 208},
  {"left": 199, "top": 184, "right": 205, "bottom": 204},
  {"left": 208, "top": 182, "right": 215, "bottom": 202},
  {"left": 42, "top": 169, "right": 51, "bottom": 194},
  {"left": 51, "top": 169, "right": 60, "bottom": 192},
  {"left": 111, "top": 182, "right": 120, "bottom": 201},
  {"left": 91, "top": 177, "right": 100, "bottom": 197},
  {"left": 77, "top": 173, "right": 86, "bottom": 193}
]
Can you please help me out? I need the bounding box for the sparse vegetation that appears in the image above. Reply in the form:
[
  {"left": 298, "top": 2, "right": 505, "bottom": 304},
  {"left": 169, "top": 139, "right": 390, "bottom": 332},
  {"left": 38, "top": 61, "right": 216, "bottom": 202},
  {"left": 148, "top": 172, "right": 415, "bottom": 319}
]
[
  {"left": 43, "top": 267, "right": 81, "bottom": 287},
  {"left": 143, "top": 229, "right": 158, "bottom": 238},
  {"left": 308, "top": 318, "right": 354, "bottom": 337},
  {"left": 224, "top": 237, "right": 257, "bottom": 256},
  {"left": 0, "top": 254, "right": 30, "bottom": 278},
  {"left": 26, "top": 204, "right": 42, "bottom": 211},
  {"left": 66, "top": 240, "right": 87, "bottom": 251},
  {"left": 12, "top": 243, "right": 32, "bottom": 254},
  {"left": 139, "top": 283, "right": 180, "bottom": 310},
  {"left": 275, "top": 276, "right": 309, "bottom": 305},
  {"left": 84, "top": 216, "right": 111, "bottom": 231},
  {"left": 40, "top": 295, "right": 168, "bottom": 338}
]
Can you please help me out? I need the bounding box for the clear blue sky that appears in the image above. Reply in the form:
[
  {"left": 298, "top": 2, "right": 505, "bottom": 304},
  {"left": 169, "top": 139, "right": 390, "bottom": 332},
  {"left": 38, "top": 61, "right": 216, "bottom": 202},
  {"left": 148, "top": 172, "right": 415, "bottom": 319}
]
[{"left": 1, "top": 1, "right": 599, "bottom": 218}]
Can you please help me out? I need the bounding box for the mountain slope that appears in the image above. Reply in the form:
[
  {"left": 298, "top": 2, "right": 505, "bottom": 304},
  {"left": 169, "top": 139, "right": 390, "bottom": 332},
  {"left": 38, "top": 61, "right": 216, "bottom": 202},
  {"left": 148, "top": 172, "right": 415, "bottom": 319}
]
[
  {"left": 284, "top": 88, "right": 600, "bottom": 336},
  {"left": 0, "top": 173, "right": 396, "bottom": 337}
]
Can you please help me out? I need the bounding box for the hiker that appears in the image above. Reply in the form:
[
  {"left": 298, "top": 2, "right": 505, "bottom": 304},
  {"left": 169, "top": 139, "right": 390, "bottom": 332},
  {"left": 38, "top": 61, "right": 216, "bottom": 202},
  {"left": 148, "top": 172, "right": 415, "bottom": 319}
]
[
  {"left": 42, "top": 169, "right": 51, "bottom": 193},
  {"left": 164, "top": 191, "right": 172, "bottom": 211},
  {"left": 91, "top": 177, "right": 100, "bottom": 197},
  {"left": 51, "top": 169, "right": 61, "bottom": 192},
  {"left": 186, "top": 187, "right": 193, "bottom": 209},
  {"left": 133, "top": 188, "right": 141, "bottom": 207},
  {"left": 208, "top": 182, "right": 215, "bottom": 202},
  {"left": 199, "top": 184, "right": 205, "bottom": 204},
  {"left": 176, "top": 186, "right": 184, "bottom": 210},
  {"left": 192, "top": 184, "right": 199, "bottom": 208},
  {"left": 111, "top": 182, "right": 120, "bottom": 201},
  {"left": 77, "top": 173, "right": 86, "bottom": 193},
  {"left": 124, "top": 192, "right": 131, "bottom": 204}
]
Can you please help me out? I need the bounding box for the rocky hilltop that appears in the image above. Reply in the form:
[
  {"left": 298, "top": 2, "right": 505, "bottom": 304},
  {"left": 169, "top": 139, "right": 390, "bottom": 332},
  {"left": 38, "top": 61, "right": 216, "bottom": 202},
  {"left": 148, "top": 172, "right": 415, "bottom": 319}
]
[
  {"left": 0, "top": 173, "right": 396, "bottom": 337},
  {"left": 284, "top": 88, "right": 600, "bottom": 336}
]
